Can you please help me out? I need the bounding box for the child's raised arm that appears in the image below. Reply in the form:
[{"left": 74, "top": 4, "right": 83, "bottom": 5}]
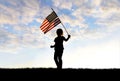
[
  {"left": 50, "top": 45, "right": 55, "bottom": 48},
  {"left": 64, "top": 35, "right": 71, "bottom": 41}
]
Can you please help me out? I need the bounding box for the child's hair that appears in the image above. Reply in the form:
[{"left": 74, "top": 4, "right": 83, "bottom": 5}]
[{"left": 56, "top": 28, "right": 63, "bottom": 36}]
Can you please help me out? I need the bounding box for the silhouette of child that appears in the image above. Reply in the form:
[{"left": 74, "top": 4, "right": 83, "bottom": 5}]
[{"left": 50, "top": 28, "right": 71, "bottom": 69}]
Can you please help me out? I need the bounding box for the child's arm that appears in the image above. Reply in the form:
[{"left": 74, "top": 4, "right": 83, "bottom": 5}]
[
  {"left": 64, "top": 35, "right": 71, "bottom": 41},
  {"left": 50, "top": 45, "right": 55, "bottom": 48},
  {"left": 50, "top": 38, "right": 56, "bottom": 48}
]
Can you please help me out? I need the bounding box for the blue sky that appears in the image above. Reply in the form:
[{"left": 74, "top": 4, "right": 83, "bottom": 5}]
[{"left": 0, "top": 0, "right": 120, "bottom": 68}]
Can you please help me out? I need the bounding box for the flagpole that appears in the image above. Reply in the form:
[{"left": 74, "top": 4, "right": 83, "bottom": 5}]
[
  {"left": 60, "top": 22, "right": 69, "bottom": 35},
  {"left": 51, "top": 8, "right": 69, "bottom": 35}
]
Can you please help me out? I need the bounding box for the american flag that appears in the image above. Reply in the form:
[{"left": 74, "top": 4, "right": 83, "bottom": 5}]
[{"left": 40, "top": 11, "right": 61, "bottom": 34}]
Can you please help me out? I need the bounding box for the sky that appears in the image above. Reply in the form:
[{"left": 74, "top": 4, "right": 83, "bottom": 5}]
[{"left": 0, "top": 0, "right": 120, "bottom": 69}]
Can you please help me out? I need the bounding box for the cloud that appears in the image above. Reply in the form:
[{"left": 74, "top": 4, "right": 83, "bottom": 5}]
[
  {"left": 52, "top": 0, "right": 72, "bottom": 10},
  {"left": 0, "top": 4, "right": 20, "bottom": 24},
  {"left": 68, "top": 0, "right": 120, "bottom": 39},
  {"left": 0, "top": 0, "right": 120, "bottom": 53},
  {"left": 60, "top": 14, "right": 87, "bottom": 28},
  {"left": 96, "top": 16, "right": 120, "bottom": 32},
  {"left": 0, "top": 29, "right": 20, "bottom": 53},
  {"left": 0, "top": 0, "right": 40, "bottom": 25},
  {"left": 50, "top": 0, "right": 120, "bottom": 41},
  {"left": 21, "top": 29, "right": 47, "bottom": 48},
  {"left": 0, "top": 0, "right": 50, "bottom": 53},
  {"left": 0, "top": 25, "right": 48, "bottom": 53},
  {"left": 13, "top": 25, "right": 48, "bottom": 48}
]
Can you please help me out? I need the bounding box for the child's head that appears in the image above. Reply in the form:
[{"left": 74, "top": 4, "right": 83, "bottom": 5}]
[{"left": 56, "top": 28, "right": 63, "bottom": 36}]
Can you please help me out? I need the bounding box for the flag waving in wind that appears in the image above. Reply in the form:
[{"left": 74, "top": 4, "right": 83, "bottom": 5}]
[{"left": 40, "top": 10, "right": 61, "bottom": 34}]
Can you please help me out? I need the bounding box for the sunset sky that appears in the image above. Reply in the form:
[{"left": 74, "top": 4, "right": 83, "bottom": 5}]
[{"left": 0, "top": 0, "right": 120, "bottom": 69}]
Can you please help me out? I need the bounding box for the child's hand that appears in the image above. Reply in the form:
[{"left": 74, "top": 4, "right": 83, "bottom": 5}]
[
  {"left": 50, "top": 45, "right": 54, "bottom": 48},
  {"left": 68, "top": 35, "right": 71, "bottom": 38}
]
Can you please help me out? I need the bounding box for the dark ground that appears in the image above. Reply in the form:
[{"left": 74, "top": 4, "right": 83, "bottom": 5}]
[{"left": 0, "top": 68, "right": 119, "bottom": 79}]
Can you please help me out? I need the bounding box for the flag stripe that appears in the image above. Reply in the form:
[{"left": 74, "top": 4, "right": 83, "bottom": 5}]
[
  {"left": 41, "top": 22, "right": 50, "bottom": 30},
  {"left": 41, "top": 22, "right": 51, "bottom": 32},
  {"left": 40, "top": 19, "right": 49, "bottom": 30},
  {"left": 40, "top": 11, "right": 61, "bottom": 34},
  {"left": 44, "top": 18, "right": 61, "bottom": 33},
  {"left": 40, "top": 23, "right": 51, "bottom": 32},
  {"left": 40, "top": 20, "right": 48, "bottom": 29},
  {"left": 49, "top": 18, "right": 61, "bottom": 29},
  {"left": 43, "top": 18, "right": 60, "bottom": 33},
  {"left": 40, "top": 11, "right": 57, "bottom": 30},
  {"left": 45, "top": 21, "right": 60, "bottom": 33}
]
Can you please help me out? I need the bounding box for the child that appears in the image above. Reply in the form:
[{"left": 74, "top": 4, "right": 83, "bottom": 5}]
[{"left": 50, "top": 28, "right": 71, "bottom": 69}]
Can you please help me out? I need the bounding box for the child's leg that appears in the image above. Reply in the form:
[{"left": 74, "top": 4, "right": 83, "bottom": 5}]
[
  {"left": 58, "top": 50, "right": 63, "bottom": 69},
  {"left": 54, "top": 52, "right": 59, "bottom": 68},
  {"left": 58, "top": 56, "right": 62, "bottom": 69}
]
